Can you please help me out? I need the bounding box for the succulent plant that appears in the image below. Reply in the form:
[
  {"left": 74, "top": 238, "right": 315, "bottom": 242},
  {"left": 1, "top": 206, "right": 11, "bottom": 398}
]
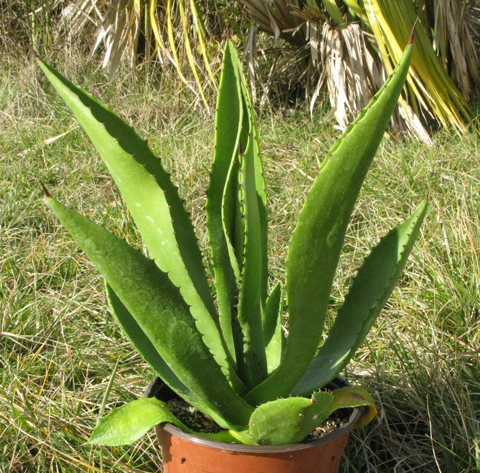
[{"left": 36, "top": 29, "right": 426, "bottom": 446}]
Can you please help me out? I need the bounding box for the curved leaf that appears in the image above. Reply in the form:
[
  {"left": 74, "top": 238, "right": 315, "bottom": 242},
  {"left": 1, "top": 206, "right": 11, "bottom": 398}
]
[
  {"left": 47, "top": 196, "right": 254, "bottom": 430},
  {"left": 245, "top": 34, "right": 415, "bottom": 405},
  {"left": 90, "top": 397, "right": 188, "bottom": 446},
  {"left": 36, "top": 56, "right": 248, "bottom": 394},
  {"left": 330, "top": 387, "right": 377, "bottom": 429},
  {"left": 291, "top": 200, "right": 428, "bottom": 396}
]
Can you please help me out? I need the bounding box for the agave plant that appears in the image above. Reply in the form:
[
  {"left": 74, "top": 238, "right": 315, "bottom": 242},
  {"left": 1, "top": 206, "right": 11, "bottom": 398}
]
[{"left": 36, "top": 30, "right": 426, "bottom": 446}]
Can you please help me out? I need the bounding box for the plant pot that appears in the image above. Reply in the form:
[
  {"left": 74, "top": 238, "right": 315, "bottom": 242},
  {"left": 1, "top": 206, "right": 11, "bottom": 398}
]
[{"left": 145, "top": 378, "right": 360, "bottom": 473}]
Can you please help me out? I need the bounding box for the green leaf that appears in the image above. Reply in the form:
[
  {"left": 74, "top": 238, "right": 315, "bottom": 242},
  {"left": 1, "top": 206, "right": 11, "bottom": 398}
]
[
  {"left": 239, "top": 56, "right": 269, "bottom": 311},
  {"left": 90, "top": 397, "right": 189, "bottom": 446},
  {"left": 36, "top": 57, "right": 246, "bottom": 394},
  {"left": 245, "top": 33, "right": 415, "bottom": 406},
  {"left": 196, "top": 429, "right": 253, "bottom": 444},
  {"left": 207, "top": 42, "right": 269, "bottom": 389},
  {"left": 206, "top": 41, "right": 243, "bottom": 365},
  {"left": 235, "top": 90, "right": 268, "bottom": 388},
  {"left": 343, "top": 0, "right": 368, "bottom": 20},
  {"left": 330, "top": 387, "right": 377, "bottom": 429},
  {"left": 263, "top": 283, "right": 285, "bottom": 373},
  {"left": 46, "top": 196, "right": 254, "bottom": 430},
  {"left": 291, "top": 200, "right": 428, "bottom": 396},
  {"left": 320, "top": 0, "right": 345, "bottom": 24},
  {"left": 249, "top": 391, "right": 333, "bottom": 445},
  {"left": 105, "top": 283, "right": 204, "bottom": 408}
]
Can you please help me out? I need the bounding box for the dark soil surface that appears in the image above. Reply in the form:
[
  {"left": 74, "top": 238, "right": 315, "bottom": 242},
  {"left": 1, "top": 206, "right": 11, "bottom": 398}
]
[{"left": 167, "top": 398, "right": 353, "bottom": 440}]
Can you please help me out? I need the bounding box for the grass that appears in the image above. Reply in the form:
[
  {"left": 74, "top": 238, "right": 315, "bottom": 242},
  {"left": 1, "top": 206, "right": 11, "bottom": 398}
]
[{"left": 1, "top": 44, "right": 480, "bottom": 473}]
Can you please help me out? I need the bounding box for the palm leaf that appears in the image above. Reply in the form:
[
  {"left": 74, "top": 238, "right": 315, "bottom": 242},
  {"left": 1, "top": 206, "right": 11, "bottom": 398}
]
[{"left": 363, "top": 0, "right": 471, "bottom": 133}]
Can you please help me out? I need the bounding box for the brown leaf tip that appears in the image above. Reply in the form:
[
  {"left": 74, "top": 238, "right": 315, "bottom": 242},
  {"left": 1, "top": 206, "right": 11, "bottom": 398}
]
[
  {"left": 27, "top": 44, "right": 41, "bottom": 59},
  {"left": 409, "top": 18, "right": 420, "bottom": 45},
  {"left": 40, "top": 181, "right": 52, "bottom": 198}
]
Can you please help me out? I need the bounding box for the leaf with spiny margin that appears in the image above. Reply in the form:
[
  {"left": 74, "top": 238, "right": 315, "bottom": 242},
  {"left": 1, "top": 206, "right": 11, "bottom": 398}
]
[
  {"left": 46, "top": 196, "right": 254, "bottom": 430},
  {"left": 206, "top": 41, "right": 243, "bottom": 364},
  {"left": 249, "top": 391, "right": 333, "bottom": 445},
  {"left": 90, "top": 397, "right": 189, "bottom": 446},
  {"left": 90, "top": 397, "right": 253, "bottom": 446},
  {"left": 105, "top": 283, "right": 220, "bottom": 420},
  {"left": 330, "top": 387, "right": 377, "bottom": 429},
  {"left": 239, "top": 64, "right": 268, "bottom": 310},
  {"left": 235, "top": 92, "right": 268, "bottom": 389},
  {"left": 291, "top": 200, "right": 427, "bottom": 397},
  {"left": 263, "top": 283, "right": 285, "bottom": 373},
  {"left": 36, "top": 57, "right": 246, "bottom": 394},
  {"left": 245, "top": 36, "right": 415, "bottom": 406}
]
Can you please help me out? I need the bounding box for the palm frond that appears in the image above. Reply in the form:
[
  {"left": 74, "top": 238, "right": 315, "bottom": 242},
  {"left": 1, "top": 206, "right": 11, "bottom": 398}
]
[
  {"left": 432, "top": 0, "right": 480, "bottom": 99},
  {"left": 69, "top": 0, "right": 215, "bottom": 108},
  {"left": 309, "top": 21, "right": 432, "bottom": 141},
  {"left": 363, "top": 0, "right": 471, "bottom": 133}
]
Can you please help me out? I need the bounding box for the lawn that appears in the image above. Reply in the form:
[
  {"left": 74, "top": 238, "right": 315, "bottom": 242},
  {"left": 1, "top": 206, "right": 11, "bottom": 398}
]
[{"left": 1, "top": 47, "right": 479, "bottom": 472}]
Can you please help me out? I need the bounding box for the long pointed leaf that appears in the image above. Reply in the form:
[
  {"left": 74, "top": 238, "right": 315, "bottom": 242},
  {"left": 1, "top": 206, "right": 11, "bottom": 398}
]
[
  {"left": 245, "top": 34, "right": 415, "bottom": 405},
  {"left": 291, "top": 200, "right": 428, "bottom": 396},
  {"left": 236, "top": 105, "right": 268, "bottom": 388},
  {"left": 206, "top": 42, "right": 243, "bottom": 364},
  {"left": 105, "top": 283, "right": 214, "bottom": 414},
  {"left": 47, "top": 196, "right": 254, "bottom": 430},
  {"left": 36, "top": 57, "right": 247, "bottom": 393}
]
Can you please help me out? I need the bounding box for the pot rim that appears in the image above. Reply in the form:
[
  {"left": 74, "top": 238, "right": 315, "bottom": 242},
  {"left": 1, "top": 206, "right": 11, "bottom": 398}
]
[
  {"left": 159, "top": 406, "right": 360, "bottom": 453},
  {"left": 146, "top": 376, "right": 361, "bottom": 453}
]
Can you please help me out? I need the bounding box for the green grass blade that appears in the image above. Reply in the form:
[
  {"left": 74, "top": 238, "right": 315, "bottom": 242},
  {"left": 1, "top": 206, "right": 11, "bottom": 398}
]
[
  {"left": 97, "top": 356, "right": 120, "bottom": 420},
  {"left": 245, "top": 36, "right": 415, "bottom": 405},
  {"left": 291, "top": 200, "right": 428, "bottom": 396},
  {"left": 46, "top": 196, "right": 254, "bottom": 430}
]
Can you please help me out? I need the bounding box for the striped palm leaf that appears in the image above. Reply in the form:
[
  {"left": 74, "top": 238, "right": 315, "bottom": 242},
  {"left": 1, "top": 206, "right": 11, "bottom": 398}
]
[
  {"left": 238, "top": 0, "right": 478, "bottom": 137},
  {"left": 60, "top": 0, "right": 478, "bottom": 137}
]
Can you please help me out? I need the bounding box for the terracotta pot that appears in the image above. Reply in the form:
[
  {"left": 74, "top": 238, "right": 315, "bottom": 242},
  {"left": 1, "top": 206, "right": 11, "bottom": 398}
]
[{"left": 145, "top": 378, "right": 360, "bottom": 473}]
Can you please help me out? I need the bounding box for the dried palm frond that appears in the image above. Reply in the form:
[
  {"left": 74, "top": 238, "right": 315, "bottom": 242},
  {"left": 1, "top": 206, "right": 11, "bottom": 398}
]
[
  {"left": 239, "top": 0, "right": 476, "bottom": 139},
  {"left": 62, "top": 0, "right": 215, "bottom": 108},
  {"left": 431, "top": 0, "right": 480, "bottom": 99},
  {"left": 309, "top": 22, "right": 432, "bottom": 141},
  {"left": 236, "top": 0, "right": 306, "bottom": 45},
  {"left": 362, "top": 0, "right": 471, "bottom": 133},
  {"left": 240, "top": 1, "right": 432, "bottom": 140},
  {"left": 57, "top": 0, "right": 103, "bottom": 42},
  {"left": 92, "top": 0, "right": 141, "bottom": 78},
  {"left": 54, "top": 0, "right": 477, "bottom": 137}
]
